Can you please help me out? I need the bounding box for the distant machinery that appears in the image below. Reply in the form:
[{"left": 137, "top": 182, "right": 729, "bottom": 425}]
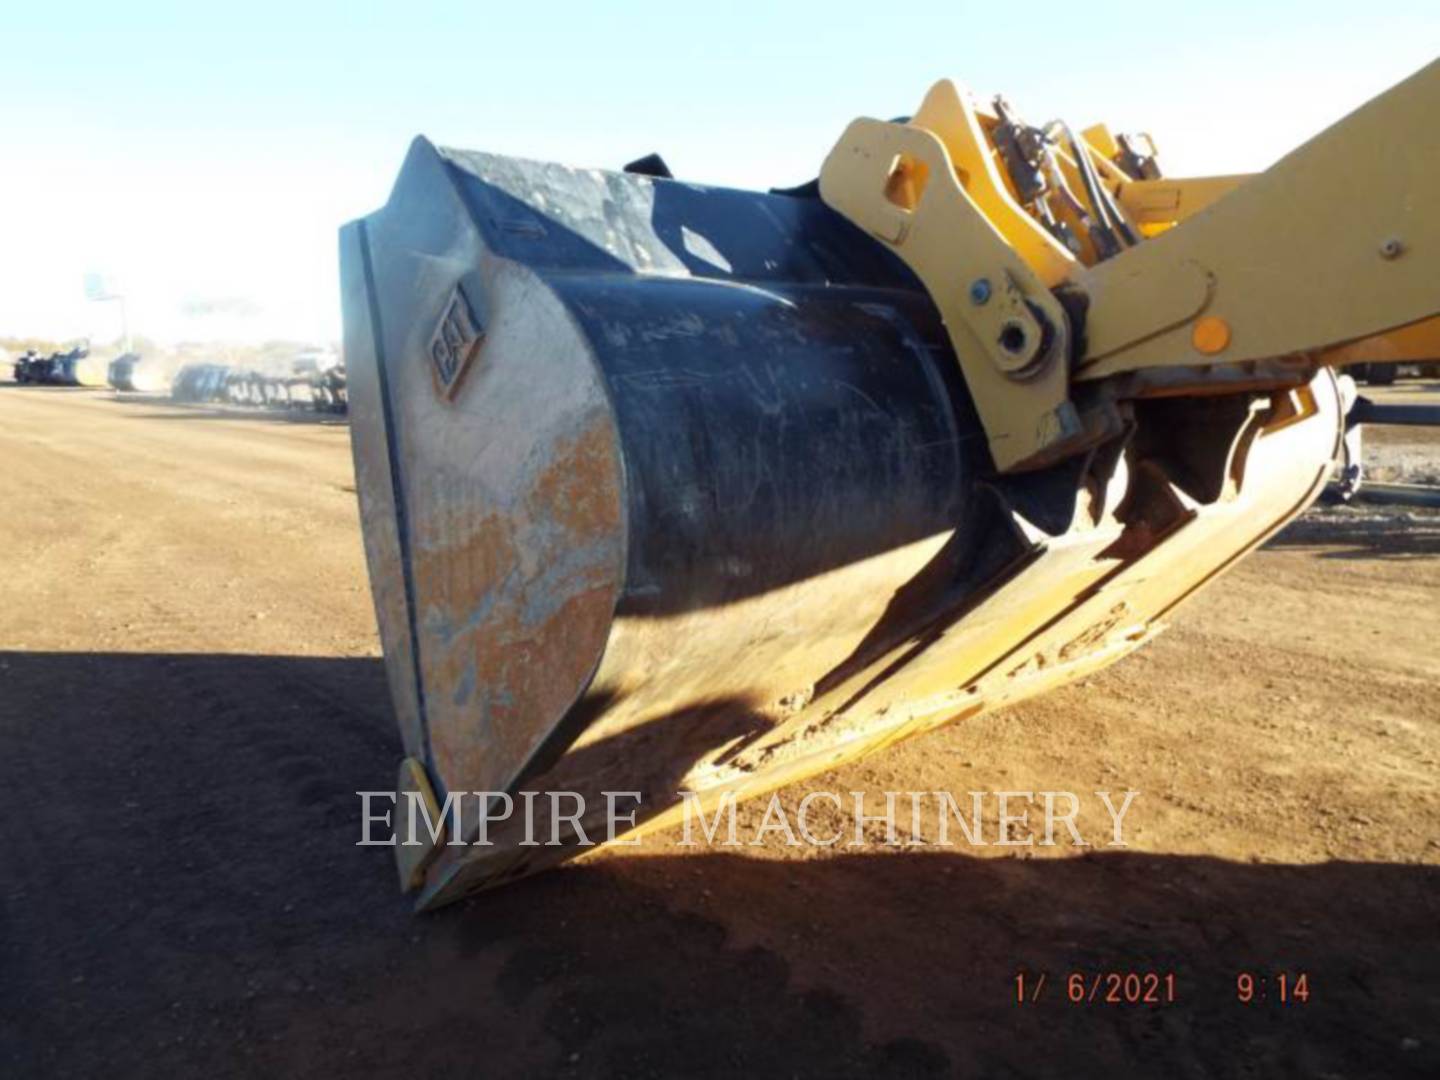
[
  {"left": 11, "top": 343, "right": 102, "bottom": 386},
  {"left": 105, "top": 353, "right": 168, "bottom": 394},
  {"left": 169, "top": 353, "right": 346, "bottom": 415}
]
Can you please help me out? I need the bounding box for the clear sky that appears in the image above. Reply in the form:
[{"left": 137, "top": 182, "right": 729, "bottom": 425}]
[{"left": 3, "top": 1, "right": 1436, "bottom": 346}]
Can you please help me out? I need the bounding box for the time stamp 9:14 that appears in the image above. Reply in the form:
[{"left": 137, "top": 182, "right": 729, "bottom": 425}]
[{"left": 1013, "top": 971, "right": 1311, "bottom": 1005}]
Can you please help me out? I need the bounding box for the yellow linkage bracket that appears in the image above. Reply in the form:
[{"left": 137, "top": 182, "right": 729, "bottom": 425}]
[
  {"left": 821, "top": 60, "right": 1440, "bottom": 473},
  {"left": 819, "top": 80, "right": 1093, "bottom": 473}
]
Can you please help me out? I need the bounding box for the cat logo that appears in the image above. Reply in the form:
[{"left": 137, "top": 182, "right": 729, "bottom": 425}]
[{"left": 428, "top": 285, "right": 483, "bottom": 400}]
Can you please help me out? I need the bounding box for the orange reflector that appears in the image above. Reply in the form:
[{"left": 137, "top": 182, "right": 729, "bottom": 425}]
[{"left": 1192, "top": 316, "right": 1231, "bottom": 355}]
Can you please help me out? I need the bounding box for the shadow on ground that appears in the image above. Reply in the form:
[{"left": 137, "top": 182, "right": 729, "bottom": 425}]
[
  {"left": 0, "top": 651, "right": 1435, "bottom": 1078},
  {"left": 0, "top": 384, "right": 106, "bottom": 394},
  {"left": 1267, "top": 509, "right": 1440, "bottom": 560},
  {"left": 1, "top": 383, "right": 348, "bottom": 426},
  {"left": 112, "top": 394, "right": 349, "bottom": 426}
]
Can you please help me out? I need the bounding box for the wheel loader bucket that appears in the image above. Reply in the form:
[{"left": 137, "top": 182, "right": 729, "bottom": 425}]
[{"left": 341, "top": 139, "right": 1342, "bottom": 909}]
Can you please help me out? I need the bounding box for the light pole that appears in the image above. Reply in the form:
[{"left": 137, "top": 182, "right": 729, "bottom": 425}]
[{"left": 83, "top": 272, "right": 132, "bottom": 354}]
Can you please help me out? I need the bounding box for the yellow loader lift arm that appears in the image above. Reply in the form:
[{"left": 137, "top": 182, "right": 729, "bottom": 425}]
[{"left": 820, "top": 59, "right": 1440, "bottom": 472}]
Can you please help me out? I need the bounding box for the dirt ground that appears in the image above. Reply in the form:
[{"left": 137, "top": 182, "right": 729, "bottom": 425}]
[{"left": 1, "top": 384, "right": 1437, "bottom": 1079}]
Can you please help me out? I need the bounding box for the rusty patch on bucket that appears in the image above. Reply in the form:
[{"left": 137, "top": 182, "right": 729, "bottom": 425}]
[{"left": 414, "top": 413, "right": 626, "bottom": 797}]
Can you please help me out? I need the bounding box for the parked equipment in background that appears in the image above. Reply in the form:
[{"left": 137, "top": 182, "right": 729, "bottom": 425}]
[
  {"left": 105, "top": 353, "right": 168, "bottom": 394},
  {"left": 1334, "top": 391, "right": 1440, "bottom": 507},
  {"left": 168, "top": 356, "right": 347, "bottom": 414},
  {"left": 341, "top": 62, "right": 1440, "bottom": 909},
  {"left": 1347, "top": 360, "right": 1440, "bottom": 385},
  {"left": 12, "top": 350, "right": 42, "bottom": 383},
  {"left": 10, "top": 343, "right": 102, "bottom": 386},
  {"left": 170, "top": 363, "right": 231, "bottom": 403},
  {"left": 288, "top": 352, "right": 348, "bottom": 414}
]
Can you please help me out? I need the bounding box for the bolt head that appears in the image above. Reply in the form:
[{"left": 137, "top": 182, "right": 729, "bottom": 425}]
[
  {"left": 1380, "top": 238, "right": 1404, "bottom": 259},
  {"left": 969, "top": 278, "right": 992, "bottom": 305}
]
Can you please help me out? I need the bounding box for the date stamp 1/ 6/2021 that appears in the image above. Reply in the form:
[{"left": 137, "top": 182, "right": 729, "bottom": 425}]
[{"left": 1013, "top": 971, "right": 1312, "bottom": 1006}]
